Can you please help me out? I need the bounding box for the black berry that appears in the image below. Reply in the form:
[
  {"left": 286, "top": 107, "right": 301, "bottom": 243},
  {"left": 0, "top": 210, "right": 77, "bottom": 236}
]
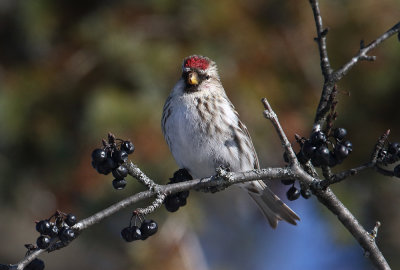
[
  {"left": 179, "top": 197, "right": 187, "bottom": 206},
  {"left": 287, "top": 186, "right": 300, "bottom": 201},
  {"left": 48, "top": 224, "right": 59, "bottom": 237},
  {"left": 301, "top": 189, "right": 312, "bottom": 199},
  {"left": 96, "top": 157, "right": 116, "bottom": 175},
  {"left": 112, "top": 165, "right": 128, "bottom": 179},
  {"left": 36, "top": 235, "right": 51, "bottom": 249},
  {"left": 334, "top": 144, "right": 349, "bottom": 162},
  {"left": 59, "top": 227, "right": 75, "bottom": 243},
  {"left": 281, "top": 179, "right": 295, "bottom": 185},
  {"left": 302, "top": 140, "right": 316, "bottom": 159},
  {"left": 104, "top": 157, "right": 117, "bottom": 170},
  {"left": 65, "top": 214, "right": 77, "bottom": 227},
  {"left": 121, "top": 227, "right": 134, "bottom": 242},
  {"left": 172, "top": 169, "right": 193, "bottom": 183},
  {"left": 24, "top": 258, "right": 45, "bottom": 270},
  {"left": 327, "top": 153, "right": 338, "bottom": 167},
  {"left": 343, "top": 140, "right": 353, "bottom": 152},
  {"left": 131, "top": 226, "right": 142, "bottom": 241},
  {"left": 310, "top": 131, "right": 327, "bottom": 146},
  {"left": 112, "top": 179, "right": 127, "bottom": 190},
  {"left": 296, "top": 151, "right": 308, "bottom": 164},
  {"left": 178, "top": 190, "right": 190, "bottom": 200},
  {"left": 96, "top": 163, "right": 111, "bottom": 175},
  {"left": 388, "top": 142, "right": 400, "bottom": 156},
  {"left": 140, "top": 220, "right": 158, "bottom": 239},
  {"left": 314, "top": 145, "right": 330, "bottom": 166},
  {"left": 121, "top": 141, "right": 135, "bottom": 154},
  {"left": 394, "top": 165, "right": 400, "bottom": 178},
  {"left": 36, "top": 220, "right": 51, "bottom": 235},
  {"left": 164, "top": 195, "right": 181, "bottom": 212},
  {"left": 334, "top": 128, "right": 347, "bottom": 140},
  {"left": 91, "top": 149, "right": 107, "bottom": 164},
  {"left": 113, "top": 150, "right": 128, "bottom": 164}
]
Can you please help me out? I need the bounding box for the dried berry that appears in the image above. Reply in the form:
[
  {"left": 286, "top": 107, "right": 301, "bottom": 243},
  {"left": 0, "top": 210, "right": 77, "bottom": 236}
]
[{"left": 287, "top": 186, "right": 300, "bottom": 201}]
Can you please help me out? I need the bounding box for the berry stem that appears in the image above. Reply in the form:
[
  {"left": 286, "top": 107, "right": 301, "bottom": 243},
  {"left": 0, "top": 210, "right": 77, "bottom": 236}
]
[
  {"left": 124, "top": 162, "right": 159, "bottom": 191},
  {"left": 372, "top": 129, "right": 390, "bottom": 163},
  {"left": 134, "top": 193, "right": 166, "bottom": 216}
]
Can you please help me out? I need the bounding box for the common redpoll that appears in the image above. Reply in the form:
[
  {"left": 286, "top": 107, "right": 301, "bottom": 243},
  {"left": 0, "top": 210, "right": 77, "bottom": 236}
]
[{"left": 162, "top": 55, "right": 299, "bottom": 227}]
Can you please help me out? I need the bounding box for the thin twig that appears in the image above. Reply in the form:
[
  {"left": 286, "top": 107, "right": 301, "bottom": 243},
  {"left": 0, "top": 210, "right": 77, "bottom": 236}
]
[
  {"left": 333, "top": 22, "right": 400, "bottom": 81},
  {"left": 310, "top": 1, "right": 400, "bottom": 129},
  {"left": 309, "top": 0, "right": 332, "bottom": 78},
  {"left": 320, "top": 162, "right": 374, "bottom": 188},
  {"left": 372, "top": 129, "right": 391, "bottom": 163},
  {"left": 262, "top": 98, "right": 300, "bottom": 167},
  {"left": 309, "top": 0, "right": 335, "bottom": 128}
]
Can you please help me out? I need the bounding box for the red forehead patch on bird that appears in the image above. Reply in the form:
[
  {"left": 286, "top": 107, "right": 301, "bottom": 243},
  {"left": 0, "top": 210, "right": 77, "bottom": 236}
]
[{"left": 184, "top": 56, "right": 209, "bottom": 70}]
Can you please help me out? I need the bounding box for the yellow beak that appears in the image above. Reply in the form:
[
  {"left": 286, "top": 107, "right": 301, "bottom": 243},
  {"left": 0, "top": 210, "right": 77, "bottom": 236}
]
[{"left": 187, "top": 71, "right": 199, "bottom": 85}]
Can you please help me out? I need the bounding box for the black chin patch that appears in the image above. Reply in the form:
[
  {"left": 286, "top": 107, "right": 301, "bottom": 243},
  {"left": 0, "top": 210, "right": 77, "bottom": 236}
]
[
  {"left": 182, "top": 70, "right": 209, "bottom": 92},
  {"left": 185, "top": 84, "right": 199, "bottom": 92}
]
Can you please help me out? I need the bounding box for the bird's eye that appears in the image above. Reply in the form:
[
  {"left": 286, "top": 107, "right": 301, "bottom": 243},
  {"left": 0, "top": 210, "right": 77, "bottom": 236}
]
[{"left": 206, "top": 75, "right": 210, "bottom": 80}]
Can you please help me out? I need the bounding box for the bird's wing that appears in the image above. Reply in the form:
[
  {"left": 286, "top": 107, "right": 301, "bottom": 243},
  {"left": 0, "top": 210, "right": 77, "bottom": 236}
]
[{"left": 225, "top": 96, "right": 260, "bottom": 170}]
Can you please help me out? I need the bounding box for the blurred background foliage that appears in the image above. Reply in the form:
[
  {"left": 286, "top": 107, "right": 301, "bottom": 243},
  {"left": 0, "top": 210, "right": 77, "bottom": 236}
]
[{"left": 0, "top": 0, "right": 399, "bottom": 269}]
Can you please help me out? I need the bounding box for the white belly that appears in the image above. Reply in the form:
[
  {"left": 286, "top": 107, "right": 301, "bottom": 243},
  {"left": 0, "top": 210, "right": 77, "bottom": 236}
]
[{"left": 164, "top": 95, "right": 254, "bottom": 179}]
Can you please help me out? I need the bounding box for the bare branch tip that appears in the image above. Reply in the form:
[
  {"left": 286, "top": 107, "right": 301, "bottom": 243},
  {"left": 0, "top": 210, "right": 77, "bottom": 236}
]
[
  {"left": 261, "top": 98, "right": 270, "bottom": 109},
  {"left": 360, "top": 40, "right": 365, "bottom": 49},
  {"left": 321, "top": 28, "right": 329, "bottom": 37},
  {"left": 369, "top": 221, "right": 382, "bottom": 240}
]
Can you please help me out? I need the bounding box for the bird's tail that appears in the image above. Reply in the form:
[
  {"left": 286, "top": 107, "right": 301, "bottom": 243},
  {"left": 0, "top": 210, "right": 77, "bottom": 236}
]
[{"left": 246, "top": 181, "right": 300, "bottom": 228}]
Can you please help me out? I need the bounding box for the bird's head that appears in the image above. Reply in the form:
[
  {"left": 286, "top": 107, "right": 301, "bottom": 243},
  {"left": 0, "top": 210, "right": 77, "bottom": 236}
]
[{"left": 181, "top": 55, "right": 219, "bottom": 92}]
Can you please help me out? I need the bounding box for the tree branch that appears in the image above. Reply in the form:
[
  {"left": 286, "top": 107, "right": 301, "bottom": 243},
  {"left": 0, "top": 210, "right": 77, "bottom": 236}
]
[
  {"left": 309, "top": 0, "right": 335, "bottom": 128},
  {"left": 4, "top": 164, "right": 296, "bottom": 269},
  {"left": 312, "top": 187, "right": 390, "bottom": 270},
  {"left": 310, "top": 0, "right": 400, "bottom": 128},
  {"left": 334, "top": 22, "right": 400, "bottom": 81},
  {"left": 309, "top": 0, "right": 332, "bottom": 78},
  {"left": 263, "top": 97, "right": 390, "bottom": 269}
]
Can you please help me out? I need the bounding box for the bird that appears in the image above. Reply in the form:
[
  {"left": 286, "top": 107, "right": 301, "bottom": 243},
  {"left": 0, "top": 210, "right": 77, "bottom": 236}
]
[{"left": 161, "top": 55, "right": 299, "bottom": 228}]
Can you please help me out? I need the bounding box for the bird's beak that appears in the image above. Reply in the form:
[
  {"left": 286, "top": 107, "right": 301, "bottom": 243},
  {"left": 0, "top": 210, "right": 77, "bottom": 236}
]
[{"left": 187, "top": 71, "right": 199, "bottom": 86}]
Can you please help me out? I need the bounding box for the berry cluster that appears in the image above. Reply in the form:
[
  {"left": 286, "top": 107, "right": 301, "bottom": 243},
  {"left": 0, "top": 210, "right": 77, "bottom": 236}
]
[
  {"left": 281, "top": 179, "right": 312, "bottom": 201},
  {"left": 300, "top": 128, "right": 352, "bottom": 167},
  {"left": 24, "top": 258, "right": 45, "bottom": 270},
  {"left": 35, "top": 212, "right": 77, "bottom": 250},
  {"left": 379, "top": 142, "right": 400, "bottom": 177},
  {"left": 121, "top": 217, "right": 158, "bottom": 242},
  {"left": 164, "top": 169, "right": 192, "bottom": 212},
  {"left": 91, "top": 133, "right": 135, "bottom": 190}
]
